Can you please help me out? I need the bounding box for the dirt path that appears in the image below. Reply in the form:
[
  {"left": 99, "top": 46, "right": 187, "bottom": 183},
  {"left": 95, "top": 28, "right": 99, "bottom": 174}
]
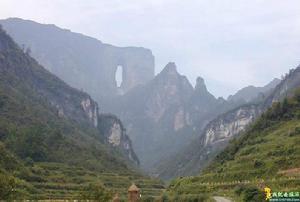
[{"left": 213, "top": 196, "right": 232, "bottom": 202}]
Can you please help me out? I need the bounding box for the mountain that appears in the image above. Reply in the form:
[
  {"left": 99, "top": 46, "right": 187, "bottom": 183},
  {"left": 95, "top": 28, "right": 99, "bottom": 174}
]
[
  {"left": 107, "top": 62, "right": 194, "bottom": 169},
  {"left": 0, "top": 25, "right": 164, "bottom": 199},
  {"left": 167, "top": 90, "right": 300, "bottom": 201},
  {"left": 228, "top": 78, "right": 281, "bottom": 103},
  {"left": 108, "top": 62, "right": 244, "bottom": 171},
  {"left": 0, "top": 18, "right": 155, "bottom": 105},
  {"left": 157, "top": 66, "right": 300, "bottom": 180}
]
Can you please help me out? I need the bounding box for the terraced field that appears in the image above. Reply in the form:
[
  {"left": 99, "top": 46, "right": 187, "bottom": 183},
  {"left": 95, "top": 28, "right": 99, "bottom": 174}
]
[{"left": 19, "top": 162, "right": 165, "bottom": 200}]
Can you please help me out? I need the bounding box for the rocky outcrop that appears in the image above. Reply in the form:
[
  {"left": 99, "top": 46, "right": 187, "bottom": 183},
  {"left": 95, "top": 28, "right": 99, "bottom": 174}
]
[
  {"left": 0, "top": 18, "right": 155, "bottom": 104},
  {"left": 144, "top": 62, "right": 194, "bottom": 123},
  {"left": 202, "top": 105, "right": 260, "bottom": 146},
  {"left": 81, "top": 98, "right": 98, "bottom": 127},
  {"left": 173, "top": 107, "right": 187, "bottom": 131},
  {"left": 98, "top": 114, "right": 139, "bottom": 165}
]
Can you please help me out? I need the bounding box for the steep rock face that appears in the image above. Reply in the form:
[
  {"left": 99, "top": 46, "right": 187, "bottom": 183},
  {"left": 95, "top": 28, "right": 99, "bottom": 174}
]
[
  {"left": 144, "top": 62, "right": 194, "bottom": 123},
  {"left": 202, "top": 105, "right": 260, "bottom": 146},
  {"left": 0, "top": 18, "right": 155, "bottom": 103},
  {"left": 81, "top": 98, "right": 98, "bottom": 127},
  {"left": 98, "top": 114, "right": 139, "bottom": 165},
  {"left": 0, "top": 26, "right": 139, "bottom": 165}
]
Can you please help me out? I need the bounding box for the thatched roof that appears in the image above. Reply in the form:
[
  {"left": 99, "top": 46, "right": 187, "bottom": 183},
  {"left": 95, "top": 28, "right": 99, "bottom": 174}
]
[{"left": 128, "top": 183, "right": 140, "bottom": 192}]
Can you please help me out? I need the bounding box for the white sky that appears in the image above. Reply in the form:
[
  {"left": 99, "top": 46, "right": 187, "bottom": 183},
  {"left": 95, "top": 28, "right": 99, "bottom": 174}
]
[{"left": 1, "top": 0, "right": 300, "bottom": 98}]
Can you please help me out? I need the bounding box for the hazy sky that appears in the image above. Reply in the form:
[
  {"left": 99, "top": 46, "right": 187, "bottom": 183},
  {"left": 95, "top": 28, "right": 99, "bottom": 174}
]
[{"left": 1, "top": 0, "right": 300, "bottom": 98}]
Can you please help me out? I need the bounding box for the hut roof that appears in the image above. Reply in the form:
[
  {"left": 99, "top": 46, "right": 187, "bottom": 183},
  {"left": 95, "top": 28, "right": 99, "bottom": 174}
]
[{"left": 128, "top": 183, "right": 140, "bottom": 192}]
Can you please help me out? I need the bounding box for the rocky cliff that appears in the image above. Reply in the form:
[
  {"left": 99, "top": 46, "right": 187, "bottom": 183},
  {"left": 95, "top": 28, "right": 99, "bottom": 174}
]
[
  {"left": 202, "top": 105, "right": 261, "bottom": 147},
  {"left": 0, "top": 18, "right": 155, "bottom": 104},
  {"left": 98, "top": 114, "right": 139, "bottom": 165}
]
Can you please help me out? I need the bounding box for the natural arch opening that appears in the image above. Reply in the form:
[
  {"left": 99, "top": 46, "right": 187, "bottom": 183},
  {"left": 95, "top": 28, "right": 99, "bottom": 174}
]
[{"left": 115, "top": 65, "right": 123, "bottom": 88}]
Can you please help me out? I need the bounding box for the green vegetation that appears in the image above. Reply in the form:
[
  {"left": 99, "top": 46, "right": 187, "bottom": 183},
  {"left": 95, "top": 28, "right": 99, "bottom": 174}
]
[{"left": 167, "top": 90, "right": 300, "bottom": 201}]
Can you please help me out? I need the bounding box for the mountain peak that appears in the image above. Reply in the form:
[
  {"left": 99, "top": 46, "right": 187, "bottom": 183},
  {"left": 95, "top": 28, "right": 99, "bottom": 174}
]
[
  {"left": 195, "top": 76, "right": 207, "bottom": 92},
  {"left": 161, "top": 62, "right": 178, "bottom": 76}
]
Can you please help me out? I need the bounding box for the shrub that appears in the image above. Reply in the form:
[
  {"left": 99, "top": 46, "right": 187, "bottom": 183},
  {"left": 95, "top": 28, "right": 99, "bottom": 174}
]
[{"left": 253, "top": 160, "right": 264, "bottom": 168}]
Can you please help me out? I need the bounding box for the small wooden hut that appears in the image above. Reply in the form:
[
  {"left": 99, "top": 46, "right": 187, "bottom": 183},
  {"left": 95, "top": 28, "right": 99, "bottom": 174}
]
[{"left": 128, "top": 183, "right": 140, "bottom": 202}]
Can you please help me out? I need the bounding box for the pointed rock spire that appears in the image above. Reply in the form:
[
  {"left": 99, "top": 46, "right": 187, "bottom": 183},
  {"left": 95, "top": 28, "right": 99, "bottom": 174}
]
[
  {"left": 195, "top": 76, "right": 207, "bottom": 92},
  {"left": 160, "top": 62, "right": 178, "bottom": 76}
]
